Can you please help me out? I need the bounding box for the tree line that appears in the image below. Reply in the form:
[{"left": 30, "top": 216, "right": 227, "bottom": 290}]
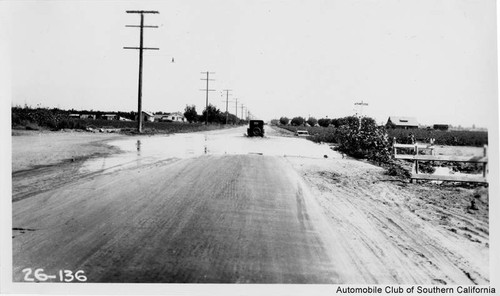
[
  {"left": 183, "top": 104, "right": 246, "bottom": 125},
  {"left": 277, "top": 116, "right": 360, "bottom": 128}
]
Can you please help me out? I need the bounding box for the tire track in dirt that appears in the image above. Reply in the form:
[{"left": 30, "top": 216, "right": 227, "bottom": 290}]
[{"left": 286, "top": 156, "right": 489, "bottom": 285}]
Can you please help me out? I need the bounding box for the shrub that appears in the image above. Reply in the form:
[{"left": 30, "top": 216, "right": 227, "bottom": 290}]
[
  {"left": 279, "top": 117, "right": 290, "bottom": 125},
  {"left": 306, "top": 117, "right": 318, "bottom": 127},
  {"left": 201, "top": 104, "right": 222, "bottom": 124},
  {"left": 330, "top": 118, "right": 341, "bottom": 128},
  {"left": 184, "top": 105, "right": 198, "bottom": 123},
  {"left": 384, "top": 161, "right": 411, "bottom": 178},
  {"left": 307, "top": 127, "right": 339, "bottom": 143},
  {"left": 317, "top": 118, "right": 331, "bottom": 127},
  {"left": 291, "top": 116, "right": 305, "bottom": 126},
  {"left": 270, "top": 119, "right": 280, "bottom": 125},
  {"left": 336, "top": 116, "right": 392, "bottom": 164}
]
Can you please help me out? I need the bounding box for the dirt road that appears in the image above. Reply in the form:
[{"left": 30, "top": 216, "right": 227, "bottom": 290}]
[{"left": 11, "top": 126, "right": 489, "bottom": 283}]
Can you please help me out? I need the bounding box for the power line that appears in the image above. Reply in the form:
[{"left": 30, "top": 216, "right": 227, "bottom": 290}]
[
  {"left": 124, "top": 10, "right": 160, "bottom": 133},
  {"left": 200, "top": 71, "right": 215, "bottom": 125}
]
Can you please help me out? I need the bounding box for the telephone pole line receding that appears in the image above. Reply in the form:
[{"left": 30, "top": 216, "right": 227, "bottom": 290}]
[
  {"left": 124, "top": 10, "right": 159, "bottom": 133},
  {"left": 234, "top": 98, "right": 238, "bottom": 119},
  {"left": 200, "top": 71, "right": 215, "bottom": 125},
  {"left": 222, "top": 89, "right": 232, "bottom": 124}
]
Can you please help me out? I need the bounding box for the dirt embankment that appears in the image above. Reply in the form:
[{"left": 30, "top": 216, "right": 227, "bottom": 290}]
[{"left": 286, "top": 156, "right": 489, "bottom": 284}]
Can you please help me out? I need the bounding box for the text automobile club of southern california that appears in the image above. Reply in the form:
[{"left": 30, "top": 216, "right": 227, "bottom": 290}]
[{"left": 336, "top": 286, "right": 496, "bottom": 294}]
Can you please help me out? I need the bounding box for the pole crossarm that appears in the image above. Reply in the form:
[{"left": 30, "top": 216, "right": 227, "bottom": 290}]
[
  {"left": 126, "top": 25, "right": 159, "bottom": 28},
  {"left": 124, "top": 47, "right": 160, "bottom": 50},
  {"left": 126, "top": 10, "right": 159, "bottom": 14},
  {"left": 354, "top": 100, "right": 368, "bottom": 106}
]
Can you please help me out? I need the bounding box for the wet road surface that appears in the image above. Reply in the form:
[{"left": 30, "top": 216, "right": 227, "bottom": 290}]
[{"left": 12, "top": 127, "right": 343, "bottom": 283}]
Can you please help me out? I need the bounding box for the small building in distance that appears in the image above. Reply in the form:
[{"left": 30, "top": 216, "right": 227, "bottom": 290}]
[
  {"left": 102, "top": 114, "right": 117, "bottom": 121},
  {"left": 154, "top": 113, "right": 169, "bottom": 122},
  {"left": 433, "top": 124, "right": 449, "bottom": 131},
  {"left": 69, "top": 113, "right": 80, "bottom": 119},
  {"left": 154, "top": 112, "right": 186, "bottom": 122},
  {"left": 386, "top": 116, "right": 419, "bottom": 129},
  {"left": 135, "top": 111, "right": 155, "bottom": 122},
  {"left": 80, "top": 114, "right": 96, "bottom": 120},
  {"left": 118, "top": 116, "right": 132, "bottom": 121}
]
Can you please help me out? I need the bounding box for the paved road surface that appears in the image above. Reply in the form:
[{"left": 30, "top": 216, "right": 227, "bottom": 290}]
[{"left": 12, "top": 127, "right": 343, "bottom": 283}]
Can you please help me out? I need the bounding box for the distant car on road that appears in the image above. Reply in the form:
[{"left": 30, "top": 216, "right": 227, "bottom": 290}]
[
  {"left": 295, "top": 130, "right": 309, "bottom": 137},
  {"left": 247, "top": 120, "right": 265, "bottom": 137}
]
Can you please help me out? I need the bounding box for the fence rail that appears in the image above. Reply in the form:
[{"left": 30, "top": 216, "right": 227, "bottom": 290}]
[{"left": 393, "top": 143, "right": 488, "bottom": 183}]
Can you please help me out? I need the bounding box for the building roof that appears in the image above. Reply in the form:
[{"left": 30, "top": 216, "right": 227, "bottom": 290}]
[
  {"left": 155, "top": 112, "right": 184, "bottom": 117},
  {"left": 387, "top": 116, "right": 419, "bottom": 127}
]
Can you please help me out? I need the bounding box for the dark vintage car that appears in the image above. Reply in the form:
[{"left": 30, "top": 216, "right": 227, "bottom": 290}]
[{"left": 247, "top": 120, "right": 265, "bottom": 137}]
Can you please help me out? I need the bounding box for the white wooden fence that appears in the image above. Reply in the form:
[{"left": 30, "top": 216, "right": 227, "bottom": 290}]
[{"left": 393, "top": 143, "right": 488, "bottom": 183}]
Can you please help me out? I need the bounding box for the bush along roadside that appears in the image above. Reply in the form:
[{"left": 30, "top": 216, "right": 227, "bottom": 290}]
[
  {"left": 332, "top": 116, "right": 411, "bottom": 178},
  {"left": 336, "top": 117, "right": 391, "bottom": 163},
  {"left": 275, "top": 116, "right": 411, "bottom": 178}
]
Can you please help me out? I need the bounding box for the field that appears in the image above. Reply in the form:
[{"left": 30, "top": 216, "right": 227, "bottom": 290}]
[
  {"left": 387, "top": 128, "right": 488, "bottom": 147},
  {"left": 13, "top": 116, "right": 234, "bottom": 135},
  {"left": 276, "top": 125, "right": 488, "bottom": 147},
  {"left": 278, "top": 125, "right": 339, "bottom": 143}
]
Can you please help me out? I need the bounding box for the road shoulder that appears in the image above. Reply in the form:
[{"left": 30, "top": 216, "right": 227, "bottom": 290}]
[{"left": 285, "top": 156, "right": 489, "bottom": 284}]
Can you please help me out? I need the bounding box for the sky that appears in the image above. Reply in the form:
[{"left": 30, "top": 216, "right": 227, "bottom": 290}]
[{"left": 2, "top": 0, "right": 498, "bottom": 128}]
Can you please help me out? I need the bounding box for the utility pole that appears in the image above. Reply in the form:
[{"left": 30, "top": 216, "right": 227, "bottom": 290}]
[
  {"left": 200, "top": 71, "right": 215, "bottom": 125},
  {"left": 354, "top": 100, "right": 368, "bottom": 131},
  {"left": 354, "top": 100, "right": 368, "bottom": 117},
  {"left": 234, "top": 98, "right": 238, "bottom": 119},
  {"left": 222, "top": 89, "right": 232, "bottom": 124},
  {"left": 241, "top": 104, "right": 244, "bottom": 121},
  {"left": 124, "top": 10, "right": 159, "bottom": 133}
]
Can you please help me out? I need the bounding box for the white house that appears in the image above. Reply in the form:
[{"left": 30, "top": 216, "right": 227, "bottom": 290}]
[
  {"left": 168, "top": 112, "right": 186, "bottom": 122},
  {"left": 154, "top": 112, "right": 186, "bottom": 122}
]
